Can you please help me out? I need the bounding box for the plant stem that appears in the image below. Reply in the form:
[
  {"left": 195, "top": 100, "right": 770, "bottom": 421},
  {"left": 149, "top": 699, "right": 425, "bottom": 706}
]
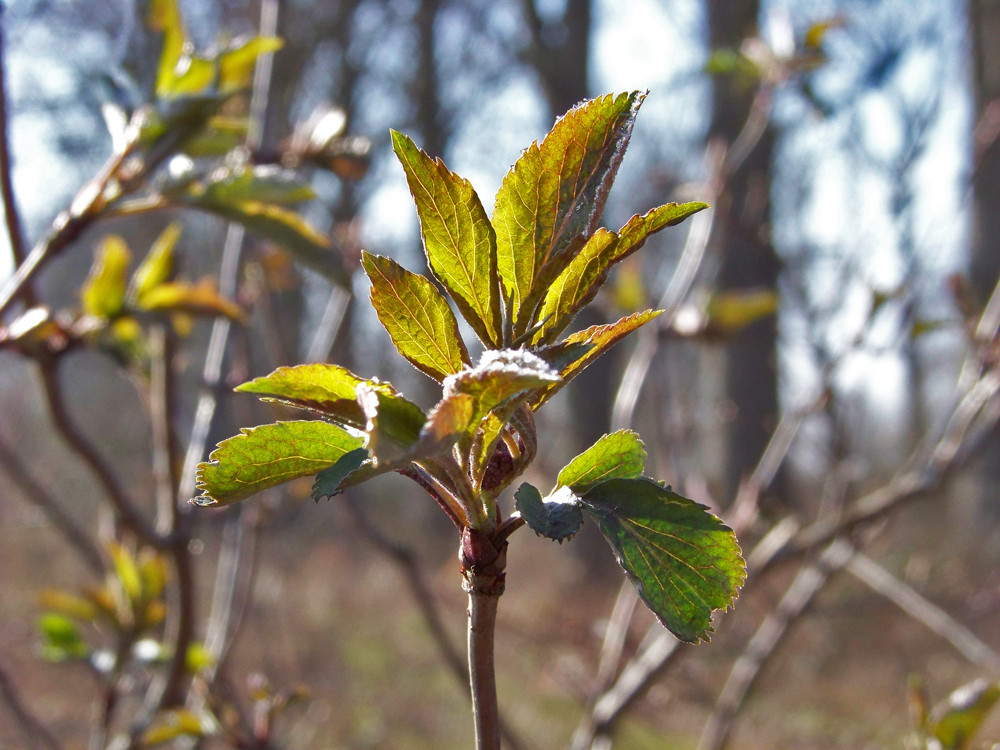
[
  {"left": 467, "top": 588, "right": 501, "bottom": 750},
  {"left": 461, "top": 527, "right": 507, "bottom": 750}
]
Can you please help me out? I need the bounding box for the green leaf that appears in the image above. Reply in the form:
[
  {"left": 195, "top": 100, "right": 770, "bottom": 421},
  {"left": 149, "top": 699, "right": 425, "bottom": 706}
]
[
  {"left": 557, "top": 430, "right": 646, "bottom": 491},
  {"left": 311, "top": 447, "right": 371, "bottom": 501},
  {"left": 149, "top": 0, "right": 186, "bottom": 98},
  {"left": 704, "top": 288, "right": 778, "bottom": 336},
  {"left": 355, "top": 382, "right": 427, "bottom": 463},
  {"left": 201, "top": 164, "right": 314, "bottom": 205},
  {"left": 37, "top": 613, "right": 89, "bottom": 660},
  {"left": 580, "top": 478, "right": 744, "bottom": 643},
  {"left": 136, "top": 279, "right": 246, "bottom": 321},
  {"left": 141, "top": 709, "right": 208, "bottom": 746},
  {"left": 514, "top": 483, "right": 582, "bottom": 542},
  {"left": 361, "top": 251, "right": 470, "bottom": 381},
  {"left": 533, "top": 202, "right": 708, "bottom": 345},
  {"left": 928, "top": 679, "right": 1000, "bottom": 750},
  {"left": 183, "top": 196, "right": 349, "bottom": 286},
  {"left": 391, "top": 130, "right": 502, "bottom": 347},
  {"left": 493, "top": 91, "right": 643, "bottom": 336},
  {"left": 217, "top": 37, "right": 283, "bottom": 93},
  {"left": 131, "top": 222, "right": 181, "bottom": 301},
  {"left": 529, "top": 309, "right": 662, "bottom": 409},
  {"left": 81, "top": 236, "right": 131, "bottom": 318},
  {"left": 443, "top": 349, "right": 559, "bottom": 425},
  {"left": 193, "top": 421, "right": 364, "bottom": 506},
  {"left": 235, "top": 363, "right": 372, "bottom": 428}
]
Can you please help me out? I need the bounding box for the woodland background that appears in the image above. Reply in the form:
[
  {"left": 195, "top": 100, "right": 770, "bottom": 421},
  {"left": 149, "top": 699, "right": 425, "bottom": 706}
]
[{"left": 2, "top": 0, "right": 1000, "bottom": 748}]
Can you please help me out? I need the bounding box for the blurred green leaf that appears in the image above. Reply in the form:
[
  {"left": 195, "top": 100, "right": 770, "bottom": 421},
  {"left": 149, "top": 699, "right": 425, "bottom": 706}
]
[
  {"left": 201, "top": 164, "right": 314, "bottom": 205},
  {"left": 194, "top": 421, "right": 364, "bottom": 506},
  {"left": 82, "top": 236, "right": 131, "bottom": 319},
  {"left": 136, "top": 279, "right": 246, "bottom": 322},
  {"left": 217, "top": 37, "right": 283, "bottom": 92},
  {"left": 185, "top": 643, "right": 215, "bottom": 674},
  {"left": 493, "top": 92, "right": 643, "bottom": 335},
  {"left": 705, "top": 288, "right": 778, "bottom": 335},
  {"left": 148, "top": 0, "right": 186, "bottom": 99},
  {"left": 180, "top": 115, "right": 248, "bottom": 156},
  {"left": 131, "top": 222, "right": 181, "bottom": 301},
  {"left": 391, "top": 130, "right": 502, "bottom": 348},
  {"left": 557, "top": 430, "right": 646, "bottom": 491},
  {"left": 927, "top": 678, "right": 1000, "bottom": 750},
  {"left": 514, "top": 483, "right": 582, "bottom": 542},
  {"left": 141, "top": 709, "right": 208, "bottom": 746},
  {"left": 579, "top": 478, "right": 745, "bottom": 643},
  {"left": 110, "top": 542, "right": 143, "bottom": 605},
  {"left": 530, "top": 309, "right": 662, "bottom": 409},
  {"left": 37, "top": 613, "right": 89, "bottom": 660},
  {"left": 362, "top": 251, "right": 470, "bottom": 381},
  {"left": 37, "top": 590, "right": 99, "bottom": 622}
]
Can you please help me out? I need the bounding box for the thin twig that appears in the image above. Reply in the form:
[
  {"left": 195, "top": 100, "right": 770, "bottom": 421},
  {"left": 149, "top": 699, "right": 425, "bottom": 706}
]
[
  {"left": 0, "top": 8, "right": 31, "bottom": 295},
  {"left": 0, "top": 435, "right": 104, "bottom": 573},
  {"left": 845, "top": 548, "right": 1000, "bottom": 673},
  {"left": 0, "top": 660, "right": 65, "bottom": 750}
]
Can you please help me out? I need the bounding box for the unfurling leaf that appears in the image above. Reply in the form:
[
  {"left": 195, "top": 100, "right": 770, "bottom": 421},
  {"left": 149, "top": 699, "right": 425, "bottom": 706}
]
[
  {"left": 579, "top": 478, "right": 744, "bottom": 643},
  {"left": 514, "top": 483, "right": 582, "bottom": 542},
  {"left": 493, "top": 91, "right": 644, "bottom": 335},
  {"left": 443, "top": 349, "right": 559, "bottom": 424},
  {"left": 391, "top": 130, "right": 502, "bottom": 347},
  {"left": 557, "top": 430, "right": 646, "bottom": 491},
  {"left": 362, "top": 251, "right": 470, "bottom": 381},
  {"left": 530, "top": 309, "right": 662, "bottom": 408},
  {"left": 311, "top": 447, "right": 371, "bottom": 501},
  {"left": 136, "top": 279, "right": 246, "bottom": 322},
  {"left": 82, "top": 236, "right": 131, "bottom": 318},
  {"left": 193, "top": 421, "right": 364, "bottom": 506}
]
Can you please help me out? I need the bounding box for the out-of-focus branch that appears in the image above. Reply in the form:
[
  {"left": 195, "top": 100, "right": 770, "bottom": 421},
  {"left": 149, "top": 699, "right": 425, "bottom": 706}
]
[
  {"left": 845, "top": 549, "right": 1000, "bottom": 673},
  {"left": 0, "top": 9, "right": 31, "bottom": 302},
  {"left": 0, "top": 436, "right": 104, "bottom": 573},
  {"left": 0, "top": 660, "right": 64, "bottom": 750},
  {"left": 698, "top": 540, "right": 854, "bottom": 750}
]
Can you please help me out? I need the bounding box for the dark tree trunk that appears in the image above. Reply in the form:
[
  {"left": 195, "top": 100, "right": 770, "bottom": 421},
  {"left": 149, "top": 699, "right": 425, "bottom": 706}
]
[{"left": 706, "top": 0, "right": 781, "bottom": 500}]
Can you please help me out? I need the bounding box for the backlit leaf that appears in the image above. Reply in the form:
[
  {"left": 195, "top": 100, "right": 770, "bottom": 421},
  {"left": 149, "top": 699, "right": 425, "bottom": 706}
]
[
  {"left": 217, "top": 37, "right": 283, "bottom": 92},
  {"left": 149, "top": 0, "right": 186, "bottom": 98},
  {"left": 131, "top": 222, "right": 181, "bottom": 301},
  {"left": 355, "top": 382, "right": 427, "bottom": 463},
  {"left": 557, "top": 430, "right": 646, "bottom": 491},
  {"left": 362, "top": 251, "right": 470, "bottom": 381},
  {"left": 141, "top": 709, "right": 208, "bottom": 746},
  {"left": 136, "top": 279, "right": 246, "bottom": 322},
  {"left": 201, "top": 164, "right": 314, "bottom": 205},
  {"left": 580, "top": 477, "right": 744, "bottom": 643},
  {"left": 493, "top": 92, "right": 643, "bottom": 336},
  {"left": 236, "top": 363, "right": 372, "bottom": 427},
  {"left": 391, "top": 130, "right": 501, "bottom": 347},
  {"left": 443, "top": 349, "right": 559, "bottom": 424},
  {"left": 514, "top": 483, "right": 582, "bottom": 542},
  {"left": 529, "top": 309, "right": 662, "bottom": 408},
  {"left": 193, "top": 420, "right": 364, "bottom": 506},
  {"left": 81, "top": 236, "right": 131, "bottom": 318},
  {"left": 928, "top": 678, "right": 1000, "bottom": 750}
]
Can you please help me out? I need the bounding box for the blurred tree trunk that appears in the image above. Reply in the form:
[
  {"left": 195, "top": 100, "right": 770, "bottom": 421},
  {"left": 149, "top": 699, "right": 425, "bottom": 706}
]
[
  {"left": 968, "top": 0, "right": 1000, "bottom": 509},
  {"left": 706, "top": 0, "right": 781, "bottom": 500}
]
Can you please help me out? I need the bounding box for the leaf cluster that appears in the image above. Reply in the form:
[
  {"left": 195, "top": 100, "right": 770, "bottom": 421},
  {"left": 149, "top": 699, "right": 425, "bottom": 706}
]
[{"left": 194, "top": 92, "right": 743, "bottom": 643}]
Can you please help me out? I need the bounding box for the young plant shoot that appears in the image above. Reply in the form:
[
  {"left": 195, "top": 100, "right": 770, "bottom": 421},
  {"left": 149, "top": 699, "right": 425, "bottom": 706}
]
[{"left": 193, "top": 91, "right": 745, "bottom": 749}]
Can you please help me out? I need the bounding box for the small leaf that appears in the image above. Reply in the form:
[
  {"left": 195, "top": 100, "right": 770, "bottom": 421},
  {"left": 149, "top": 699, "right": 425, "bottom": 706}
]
[
  {"left": 558, "top": 430, "right": 646, "bottom": 491},
  {"left": 201, "top": 164, "right": 314, "bottom": 205},
  {"left": 131, "top": 222, "right": 181, "bottom": 301},
  {"left": 217, "top": 37, "right": 283, "bottom": 92},
  {"left": 37, "top": 613, "right": 89, "bottom": 660},
  {"left": 361, "top": 251, "right": 470, "bottom": 381},
  {"left": 928, "top": 678, "right": 1000, "bottom": 750},
  {"left": 193, "top": 421, "right": 364, "bottom": 506},
  {"left": 236, "top": 363, "right": 372, "bottom": 427},
  {"left": 149, "top": 0, "right": 186, "bottom": 98},
  {"left": 311, "top": 447, "right": 371, "bottom": 501},
  {"left": 443, "top": 348, "right": 559, "bottom": 424},
  {"left": 391, "top": 130, "right": 502, "bottom": 347},
  {"left": 704, "top": 288, "right": 778, "bottom": 335},
  {"left": 82, "top": 236, "right": 131, "bottom": 318},
  {"left": 514, "top": 483, "right": 583, "bottom": 542},
  {"left": 185, "top": 642, "right": 215, "bottom": 674},
  {"left": 136, "top": 279, "right": 246, "bottom": 322},
  {"left": 355, "top": 382, "right": 427, "bottom": 463},
  {"left": 37, "top": 590, "right": 99, "bottom": 622},
  {"left": 493, "top": 92, "right": 643, "bottom": 335},
  {"left": 109, "top": 542, "right": 143, "bottom": 604},
  {"left": 580, "top": 477, "right": 744, "bottom": 643},
  {"left": 141, "top": 709, "right": 209, "bottom": 746},
  {"left": 529, "top": 309, "right": 662, "bottom": 409}
]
